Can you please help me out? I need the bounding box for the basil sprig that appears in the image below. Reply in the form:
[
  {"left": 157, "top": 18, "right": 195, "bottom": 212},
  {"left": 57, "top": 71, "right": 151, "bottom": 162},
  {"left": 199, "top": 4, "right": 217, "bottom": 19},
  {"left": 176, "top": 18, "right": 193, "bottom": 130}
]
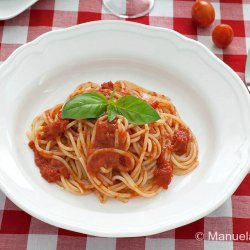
[{"left": 62, "top": 90, "right": 160, "bottom": 124}]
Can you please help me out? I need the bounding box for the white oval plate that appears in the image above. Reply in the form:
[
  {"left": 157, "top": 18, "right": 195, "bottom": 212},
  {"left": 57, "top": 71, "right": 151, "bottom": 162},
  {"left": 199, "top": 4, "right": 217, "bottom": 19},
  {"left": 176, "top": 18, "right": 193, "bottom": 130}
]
[
  {"left": 0, "top": 0, "right": 38, "bottom": 20},
  {"left": 0, "top": 21, "right": 249, "bottom": 237}
]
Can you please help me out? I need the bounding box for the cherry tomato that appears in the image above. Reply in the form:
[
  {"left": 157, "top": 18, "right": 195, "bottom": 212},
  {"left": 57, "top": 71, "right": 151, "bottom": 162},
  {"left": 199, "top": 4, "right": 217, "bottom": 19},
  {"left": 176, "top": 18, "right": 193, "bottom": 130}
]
[
  {"left": 212, "top": 24, "right": 234, "bottom": 49},
  {"left": 192, "top": 0, "right": 215, "bottom": 28}
]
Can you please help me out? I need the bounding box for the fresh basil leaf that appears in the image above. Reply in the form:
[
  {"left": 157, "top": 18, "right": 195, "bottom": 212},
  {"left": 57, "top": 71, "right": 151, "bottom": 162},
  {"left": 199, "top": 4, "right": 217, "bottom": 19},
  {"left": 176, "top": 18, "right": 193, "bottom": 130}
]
[
  {"left": 107, "top": 103, "right": 117, "bottom": 122},
  {"left": 115, "top": 95, "right": 160, "bottom": 124},
  {"left": 62, "top": 92, "right": 107, "bottom": 119}
]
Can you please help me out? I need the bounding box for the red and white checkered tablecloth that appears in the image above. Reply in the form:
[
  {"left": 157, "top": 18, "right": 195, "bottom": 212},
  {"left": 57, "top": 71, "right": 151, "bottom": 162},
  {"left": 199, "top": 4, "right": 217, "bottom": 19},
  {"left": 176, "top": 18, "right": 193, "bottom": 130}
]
[{"left": 0, "top": 0, "right": 249, "bottom": 249}]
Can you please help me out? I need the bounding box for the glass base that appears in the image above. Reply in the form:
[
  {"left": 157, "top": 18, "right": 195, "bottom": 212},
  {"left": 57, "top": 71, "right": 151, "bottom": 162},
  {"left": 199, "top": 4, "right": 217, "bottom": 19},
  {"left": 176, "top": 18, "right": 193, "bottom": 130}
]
[{"left": 103, "top": 0, "right": 155, "bottom": 19}]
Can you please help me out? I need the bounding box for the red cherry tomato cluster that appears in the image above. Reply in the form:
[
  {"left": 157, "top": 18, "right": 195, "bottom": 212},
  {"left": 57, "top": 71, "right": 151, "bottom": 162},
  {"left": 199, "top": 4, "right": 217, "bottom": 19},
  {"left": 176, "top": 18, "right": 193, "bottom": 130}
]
[{"left": 191, "top": 0, "right": 234, "bottom": 49}]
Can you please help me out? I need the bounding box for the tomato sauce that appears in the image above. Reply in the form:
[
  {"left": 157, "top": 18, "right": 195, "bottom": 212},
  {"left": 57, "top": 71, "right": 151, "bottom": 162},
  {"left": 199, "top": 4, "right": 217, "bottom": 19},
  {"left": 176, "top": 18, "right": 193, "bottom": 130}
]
[
  {"left": 150, "top": 101, "right": 159, "bottom": 109},
  {"left": 87, "top": 119, "right": 133, "bottom": 176},
  {"left": 87, "top": 149, "right": 134, "bottom": 176},
  {"left": 170, "top": 128, "right": 190, "bottom": 155},
  {"left": 43, "top": 113, "right": 69, "bottom": 140},
  {"left": 154, "top": 158, "right": 173, "bottom": 189},
  {"left": 92, "top": 119, "right": 117, "bottom": 150},
  {"left": 29, "top": 141, "right": 70, "bottom": 182},
  {"left": 100, "top": 81, "right": 114, "bottom": 90}
]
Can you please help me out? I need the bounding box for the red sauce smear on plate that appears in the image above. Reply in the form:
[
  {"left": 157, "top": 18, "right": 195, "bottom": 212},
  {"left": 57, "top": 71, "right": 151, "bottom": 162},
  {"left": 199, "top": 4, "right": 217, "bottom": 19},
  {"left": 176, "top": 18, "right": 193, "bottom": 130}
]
[{"left": 29, "top": 141, "right": 70, "bottom": 182}]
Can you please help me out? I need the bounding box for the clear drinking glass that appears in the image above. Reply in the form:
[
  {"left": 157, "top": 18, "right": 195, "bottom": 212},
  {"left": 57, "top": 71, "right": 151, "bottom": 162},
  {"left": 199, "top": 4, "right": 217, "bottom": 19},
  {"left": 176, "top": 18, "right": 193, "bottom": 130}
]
[{"left": 103, "top": 0, "right": 155, "bottom": 18}]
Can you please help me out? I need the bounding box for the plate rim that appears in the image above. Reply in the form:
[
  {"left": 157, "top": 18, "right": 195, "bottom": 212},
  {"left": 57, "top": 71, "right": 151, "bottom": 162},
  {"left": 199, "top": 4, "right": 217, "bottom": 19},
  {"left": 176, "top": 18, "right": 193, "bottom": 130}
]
[
  {"left": 0, "top": 20, "right": 250, "bottom": 237},
  {"left": 0, "top": 0, "right": 38, "bottom": 20}
]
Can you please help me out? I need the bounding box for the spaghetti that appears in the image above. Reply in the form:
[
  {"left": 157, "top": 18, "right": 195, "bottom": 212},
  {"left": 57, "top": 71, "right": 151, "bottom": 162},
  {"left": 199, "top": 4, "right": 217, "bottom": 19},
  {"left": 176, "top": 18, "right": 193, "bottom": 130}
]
[{"left": 28, "top": 80, "right": 199, "bottom": 202}]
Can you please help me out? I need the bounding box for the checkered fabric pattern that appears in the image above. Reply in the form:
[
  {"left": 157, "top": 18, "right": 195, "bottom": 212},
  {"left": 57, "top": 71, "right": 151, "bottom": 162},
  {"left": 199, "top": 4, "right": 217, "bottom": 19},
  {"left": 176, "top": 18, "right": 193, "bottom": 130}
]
[{"left": 0, "top": 0, "right": 249, "bottom": 249}]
